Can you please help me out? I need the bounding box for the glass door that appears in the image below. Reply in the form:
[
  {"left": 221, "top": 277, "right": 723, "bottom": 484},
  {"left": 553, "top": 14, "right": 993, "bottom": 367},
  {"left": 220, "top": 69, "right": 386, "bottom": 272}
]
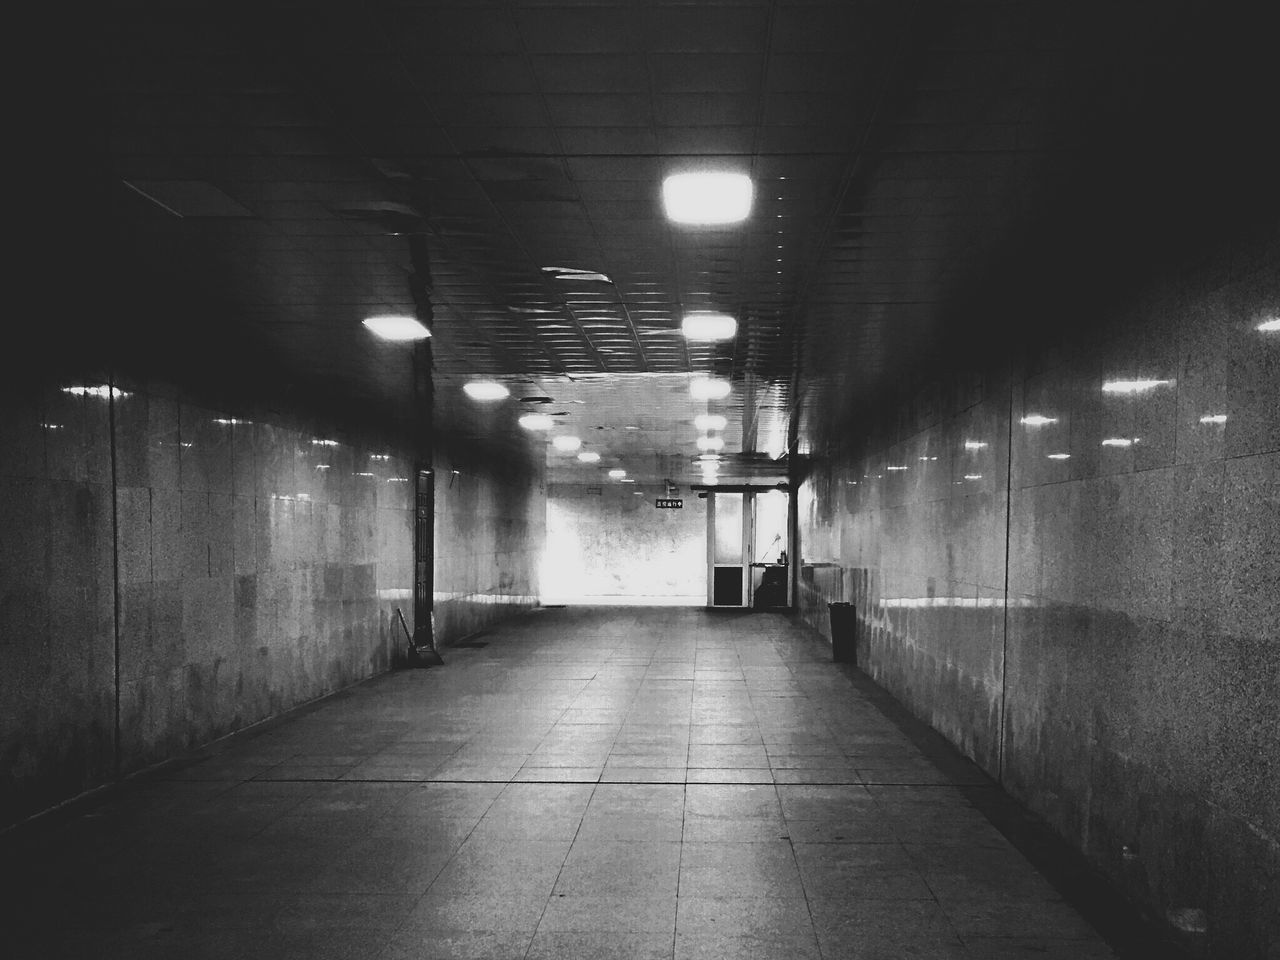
[
  {"left": 707, "top": 492, "right": 747, "bottom": 606},
  {"left": 707, "top": 489, "right": 791, "bottom": 609}
]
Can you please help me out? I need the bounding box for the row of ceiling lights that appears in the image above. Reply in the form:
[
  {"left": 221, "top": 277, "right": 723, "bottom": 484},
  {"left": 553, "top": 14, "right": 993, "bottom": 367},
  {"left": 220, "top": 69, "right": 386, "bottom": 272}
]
[{"left": 360, "top": 172, "right": 757, "bottom": 481}]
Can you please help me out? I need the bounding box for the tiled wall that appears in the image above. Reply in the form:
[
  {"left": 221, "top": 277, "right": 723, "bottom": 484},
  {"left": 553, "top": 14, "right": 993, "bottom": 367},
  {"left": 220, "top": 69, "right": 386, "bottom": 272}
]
[
  {"left": 0, "top": 373, "right": 414, "bottom": 825},
  {"left": 543, "top": 482, "right": 706, "bottom": 603},
  {"left": 797, "top": 245, "right": 1278, "bottom": 955}
]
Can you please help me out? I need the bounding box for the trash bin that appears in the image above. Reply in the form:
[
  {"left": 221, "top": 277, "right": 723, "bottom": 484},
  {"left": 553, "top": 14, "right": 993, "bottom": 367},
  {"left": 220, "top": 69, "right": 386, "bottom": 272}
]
[{"left": 828, "top": 601, "right": 857, "bottom": 663}]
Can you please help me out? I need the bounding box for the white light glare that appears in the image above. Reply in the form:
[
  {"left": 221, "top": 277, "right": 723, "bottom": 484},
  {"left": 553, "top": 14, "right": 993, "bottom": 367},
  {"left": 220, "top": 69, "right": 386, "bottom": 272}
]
[
  {"left": 213, "top": 418, "right": 249, "bottom": 426},
  {"left": 363, "top": 315, "right": 431, "bottom": 341},
  {"left": 62, "top": 385, "right": 129, "bottom": 400},
  {"left": 886, "top": 466, "right": 908, "bottom": 472},
  {"left": 1199, "top": 414, "right": 1228, "bottom": 424},
  {"left": 690, "top": 377, "right": 731, "bottom": 401},
  {"left": 964, "top": 441, "right": 987, "bottom": 450},
  {"left": 694, "top": 414, "right": 727, "bottom": 431},
  {"left": 1102, "top": 379, "right": 1171, "bottom": 394},
  {"left": 552, "top": 435, "right": 583, "bottom": 452},
  {"left": 1102, "top": 437, "right": 1135, "bottom": 447},
  {"left": 697, "top": 436, "right": 724, "bottom": 452},
  {"left": 608, "top": 468, "right": 627, "bottom": 479},
  {"left": 369, "top": 454, "right": 391, "bottom": 461},
  {"left": 311, "top": 439, "right": 339, "bottom": 447},
  {"left": 1020, "top": 415, "right": 1058, "bottom": 426},
  {"left": 681, "top": 312, "right": 737, "bottom": 341},
  {"left": 518, "top": 413, "right": 554, "bottom": 431},
  {"left": 1256, "top": 317, "right": 1280, "bottom": 332},
  {"left": 1047, "top": 453, "right": 1071, "bottom": 460},
  {"left": 463, "top": 381, "right": 509, "bottom": 401},
  {"left": 964, "top": 474, "right": 983, "bottom": 480},
  {"left": 662, "top": 172, "right": 753, "bottom": 224},
  {"left": 577, "top": 451, "right": 601, "bottom": 463}
]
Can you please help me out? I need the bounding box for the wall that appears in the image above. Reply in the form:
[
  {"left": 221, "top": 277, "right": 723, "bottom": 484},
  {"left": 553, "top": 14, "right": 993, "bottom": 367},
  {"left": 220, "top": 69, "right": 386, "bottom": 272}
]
[
  {"left": 543, "top": 482, "right": 706, "bottom": 604},
  {"left": 797, "top": 242, "right": 1279, "bottom": 956},
  {"left": 0, "top": 371, "right": 414, "bottom": 826},
  {"left": 432, "top": 431, "right": 545, "bottom": 644}
]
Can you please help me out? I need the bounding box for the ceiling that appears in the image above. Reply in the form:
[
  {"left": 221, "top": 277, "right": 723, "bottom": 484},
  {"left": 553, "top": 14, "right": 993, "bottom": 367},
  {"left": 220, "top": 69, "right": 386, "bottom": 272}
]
[{"left": 99, "top": 1, "right": 1275, "bottom": 483}]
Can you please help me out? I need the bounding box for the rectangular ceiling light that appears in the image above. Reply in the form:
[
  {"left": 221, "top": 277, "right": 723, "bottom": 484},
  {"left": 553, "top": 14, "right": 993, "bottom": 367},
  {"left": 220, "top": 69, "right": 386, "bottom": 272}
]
[
  {"left": 662, "top": 172, "right": 753, "bottom": 224},
  {"left": 363, "top": 315, "right": 431, "bottom": 341},
  {"left": 681, "top": 312, "right": 737, "bottom": 341}
]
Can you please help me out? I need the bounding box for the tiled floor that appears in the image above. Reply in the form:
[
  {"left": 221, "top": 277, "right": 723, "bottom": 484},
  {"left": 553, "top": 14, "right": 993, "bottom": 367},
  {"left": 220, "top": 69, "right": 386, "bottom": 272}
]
[{"left": 6, "top": 608, "right": 1120, "bottom": 959}]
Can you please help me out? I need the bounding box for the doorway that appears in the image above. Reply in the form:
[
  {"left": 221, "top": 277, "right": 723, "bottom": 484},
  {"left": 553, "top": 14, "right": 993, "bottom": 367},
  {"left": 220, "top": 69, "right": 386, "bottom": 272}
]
[{"left": 706, "top": 488, "right": 791, "bottom": 609}]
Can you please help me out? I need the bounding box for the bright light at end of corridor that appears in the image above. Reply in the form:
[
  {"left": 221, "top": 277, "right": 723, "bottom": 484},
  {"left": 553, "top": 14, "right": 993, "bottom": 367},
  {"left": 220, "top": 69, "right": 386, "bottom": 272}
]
[{"left": 662, "top": 172, "right": 753, "bottom": 224}]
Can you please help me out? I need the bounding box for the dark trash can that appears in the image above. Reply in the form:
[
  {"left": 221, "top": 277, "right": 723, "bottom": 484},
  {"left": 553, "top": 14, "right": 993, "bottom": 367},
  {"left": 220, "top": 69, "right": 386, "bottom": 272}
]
[{"left": 828, "top": 601, "right": 857, "bottom": 663}]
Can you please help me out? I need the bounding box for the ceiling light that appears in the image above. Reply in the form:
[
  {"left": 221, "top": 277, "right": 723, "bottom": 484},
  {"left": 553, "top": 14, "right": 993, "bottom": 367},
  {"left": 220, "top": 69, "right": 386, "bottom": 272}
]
[
  {"left": 963, "top": 474, "right": 983, "bottom": 480},
  {"left": 690, "top": 378, "right": 731, "bottom": 401},
  {"left": 463, "top": 380, "right": 509, "bottom": 401},
  {"left": 577, "top": 451, "right": 600, "bottom": 463},
  {"left": 964, "top": 441, "right": 987, "bottom": 450},
  {"left": 1199, "top": 414, "right": 1228, "bottom": 424},
  {"left": 62, "top": 385, "right": 129, "bottom": 400},
  {"left": 700, "top": 462, "right": 721, "bottom": 474},
  {"left": 518, "top": 413, "right": 553, "bottom": 431},
  {"left": 1020, "top": 415, "right": 1058, "bottom": 426},
  {"left": 1047, "top": 453, "right": 1071, "bottom": 460},
  {"left": 662, "top": 172, "right": 753, "bottom": 224},
  {"left": 542, "top": 266, "right": 612, "bottom": 283},
  {"left": 311, "top": 439, "right": 339, "bottom": 447},
  {"left": 552, "top": 435, "right": 582, "bottom": 452},
  {"left": 363, "top": 315, "right": 430, "bottom": 341},
  {"left": 608, "top": 468, "right": 626, "bottom": 479},
  {"left": 1102, "top": 379, "right": 1171, "bottom": 394},
  {"left": 1102, "top": 437, "right": 1136, "bottom": 447},
  {"left": 370, "top": 454, "right": 391, "bottom": 461},
  {"left": 681, "top": 312, "right": 737, "bottom": 341},
  {"left": 213, "top": 418, "right": 249, "bottom": 426},
  {"left": 697, "top": 453, "right": 721, "bottom": 462},
  {"left": 697, "top": 436, "right": 724, "bottom": 452},
  {"left": 695, "top": 414, "right": 727, "bottom": 431},
  {"left": 1256, "top": 317, "right": 1280, "bottom": 332}
]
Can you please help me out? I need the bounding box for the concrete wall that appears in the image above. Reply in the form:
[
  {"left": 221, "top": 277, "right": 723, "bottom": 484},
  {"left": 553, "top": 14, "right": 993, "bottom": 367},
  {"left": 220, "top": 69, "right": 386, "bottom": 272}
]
[
  {"left": 543, "top": 483, "right": 706, "bottom": 604},
  {"left": 0, "top": 371, "right": 550, "bottom": 827},
  {"left": 797, "top": 244, "right": 1279, "bottom": 957},
  {"left": 0, "top": 372, "right": 415, "bottom": 826}
]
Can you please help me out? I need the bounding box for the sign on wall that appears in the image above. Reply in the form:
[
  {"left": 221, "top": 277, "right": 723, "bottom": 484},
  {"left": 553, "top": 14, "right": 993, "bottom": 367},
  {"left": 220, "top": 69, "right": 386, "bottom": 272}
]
[{"left": 655, "top": 498, "right": 683, "bottom": 509}]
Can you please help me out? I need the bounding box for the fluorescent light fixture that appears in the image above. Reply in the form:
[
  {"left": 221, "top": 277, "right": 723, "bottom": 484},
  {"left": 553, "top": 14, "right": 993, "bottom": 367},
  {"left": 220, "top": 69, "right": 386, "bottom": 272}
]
[
  {"left": 62, "top": 385, "right": 129, "bottom": 400},
  {"left": 311, "top": 439, "right": 339, "bottom": 447},
  {"left": 694, "top": 414, "right": 727, "bottom": 431},
  {"left": 886, "top": 466, "right": 908, "bottom": 471},
  {"left": 463, "top": 380, "right": 509, "bottom": 401},
  {"left": 662, "top": 172, "right": 753, "bottom": 224},
  {"left": 541, "top": 266, "right": 611, "bottom": 283},
  {"left": 697, "top": 436, "right": 724, "bottom": 452},
  {"left": 608, "top": 468, "right": 627, "bottom": 479},
  {"left": 1256, "top": 317, "right": 1280, "bottom": 332},
  {"left": 919, "top": 456, "right": 938, "bottom": 462},
  {"left": 387, "top": 477, "right": 410, "bottom": 483},
  {"left": 518, "top": 413, "right": 553, "bottom": 431},
  {"left": 552, "top": 435, "right": 582, "bottom": 452},
  {"left": 363, "top": 315, "right": 430, "bottom": 341},
  {"left": 1102, "top": 379, "right": 1171, "bottom": 394},
  {"left": 681, "top": 312, "right": 737, "bottom": 341},
  {"left": 963, "top": 474, "right": 983, "bottom": 480},
  {"left": 213, "top": 418, "right": 249, "bottom": 426},
  {"left": 1047, "top": 453, "right": 1071, "bottom": 460},
  {"left": 355, "top": 472, "right": 376, "bottom": 478},
  {"left": 577, "top": 451, "right": 601, "bottom": 463},
  {"left": 315, "top": 464, "right": 330, "bottom": 470},
  {"left": 1020, "top": 415, "right": 1058, "bottom": 426},
  {"left": 1102, "top": 437, "right": 1135, "bottom": 447},
  {"left": 697, "top": 453, "right": 721, "bottom": 462},
  {"left": 369, "top": 454, "right": 391, "bottom": 461},
  {"left": 1198, "top": 414, "right": 1228, "bottom": 424},
  {"left": 964, "top": 441, "right": 987, "bottom": 450},
  {"left": 40, "top": 423, "right": 62, "bottom": 430},
  {"left": 690, "top": 377, "right": 731, "bottom": 400}
]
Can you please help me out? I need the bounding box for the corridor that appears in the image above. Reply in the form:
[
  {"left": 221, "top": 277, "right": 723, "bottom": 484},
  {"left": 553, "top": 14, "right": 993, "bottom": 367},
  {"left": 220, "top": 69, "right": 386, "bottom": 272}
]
[{"left": 7, "top": 608, "right": 1119, "bottom": 960}]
